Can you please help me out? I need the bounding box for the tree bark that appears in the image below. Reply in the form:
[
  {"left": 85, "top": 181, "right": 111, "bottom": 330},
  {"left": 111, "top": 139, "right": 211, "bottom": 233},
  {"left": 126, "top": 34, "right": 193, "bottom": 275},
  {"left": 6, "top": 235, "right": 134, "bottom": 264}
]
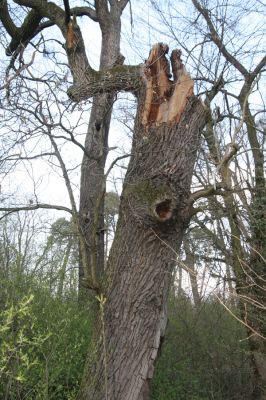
[
  {"left": 78, "top": 45, "right": 207, "bottom": 399},
  {"left": 78, "top": 5, "right": 125, "bottom": 294}
]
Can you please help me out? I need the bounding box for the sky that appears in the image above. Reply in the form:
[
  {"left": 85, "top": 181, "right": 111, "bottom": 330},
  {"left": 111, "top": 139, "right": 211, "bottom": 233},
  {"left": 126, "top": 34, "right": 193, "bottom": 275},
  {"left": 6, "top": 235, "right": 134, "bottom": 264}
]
[{"left": 1, "top": 0, "right": 265, "bottom": 211}]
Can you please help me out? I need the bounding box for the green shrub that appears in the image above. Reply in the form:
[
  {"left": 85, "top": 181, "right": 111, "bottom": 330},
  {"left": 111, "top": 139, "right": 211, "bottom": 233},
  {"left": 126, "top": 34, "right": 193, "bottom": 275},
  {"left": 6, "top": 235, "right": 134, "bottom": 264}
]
[
  {"left": 0, "top": 283, "right": 92, "bottom": 400},
  {"left": 151, "top": 296, "right": 252, "bottom": 400}
]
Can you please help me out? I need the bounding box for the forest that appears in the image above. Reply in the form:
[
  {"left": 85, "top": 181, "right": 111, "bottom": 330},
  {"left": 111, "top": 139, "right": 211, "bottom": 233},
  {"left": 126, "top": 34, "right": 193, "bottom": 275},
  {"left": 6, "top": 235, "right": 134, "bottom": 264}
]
[{"left": 0, "top": 0, "right": 265, "bottom": 399}]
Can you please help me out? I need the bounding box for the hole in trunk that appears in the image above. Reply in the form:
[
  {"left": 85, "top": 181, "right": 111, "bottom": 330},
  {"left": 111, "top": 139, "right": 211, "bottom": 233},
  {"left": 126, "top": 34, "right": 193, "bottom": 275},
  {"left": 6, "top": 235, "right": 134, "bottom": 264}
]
[{"left": 154, "top": 198, "right": 173, "bottom": 221}]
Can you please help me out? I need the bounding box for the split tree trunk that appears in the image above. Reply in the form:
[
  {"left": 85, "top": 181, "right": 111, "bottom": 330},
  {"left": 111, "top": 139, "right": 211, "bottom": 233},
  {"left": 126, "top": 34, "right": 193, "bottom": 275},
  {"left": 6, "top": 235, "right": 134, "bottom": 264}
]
[{"left": 78, "top": 44, "right": 207, "bottom": 400}]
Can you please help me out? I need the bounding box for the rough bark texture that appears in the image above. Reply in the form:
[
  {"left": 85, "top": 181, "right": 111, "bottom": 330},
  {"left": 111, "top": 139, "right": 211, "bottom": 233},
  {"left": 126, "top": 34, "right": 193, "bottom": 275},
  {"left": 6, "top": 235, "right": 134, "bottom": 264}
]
[
  {"left": 78, "top": 6, "right": 124, "bottom": 292},
  {"left": 78, "top": 45, "right": 207, "bottom": 400}
]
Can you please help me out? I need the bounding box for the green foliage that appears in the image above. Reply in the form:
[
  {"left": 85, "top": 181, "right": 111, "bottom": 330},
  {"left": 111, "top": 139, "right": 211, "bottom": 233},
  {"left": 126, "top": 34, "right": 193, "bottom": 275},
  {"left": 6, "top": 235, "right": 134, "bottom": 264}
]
[
  {"left": 105, "top": 191, "right": 120, "bottom": 234},
  {"left": 105, "top": 192, "right": 120, "bottom": 218},
  {"left": 151, "top": 296, "right": 252, "bottom": 400},
  {"left": 0, "top": 295, "right": 48, "bottom": 393},
  {"left": 0, "top": 281, "right": 92, "bottom": 400},
  {"left": 49, "top": 218, "right": 77, "bottom": 246},
  {"left": 0, "top": 216, "right": 255, "bottom": 399}
]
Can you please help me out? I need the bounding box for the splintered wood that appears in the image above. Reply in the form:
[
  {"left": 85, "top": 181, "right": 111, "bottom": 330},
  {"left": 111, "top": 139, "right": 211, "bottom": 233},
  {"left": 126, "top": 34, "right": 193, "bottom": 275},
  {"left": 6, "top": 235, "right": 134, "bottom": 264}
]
[{"left": 142, "top": 43, "right": 194, "bottom": 128}]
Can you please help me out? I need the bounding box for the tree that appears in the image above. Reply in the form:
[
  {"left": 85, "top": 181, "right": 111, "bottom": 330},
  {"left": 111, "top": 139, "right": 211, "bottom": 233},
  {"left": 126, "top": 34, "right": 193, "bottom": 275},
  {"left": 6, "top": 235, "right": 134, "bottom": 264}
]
[
  {"left": 189, "top": 2, "right": 266, "bottom": 396},
  {"left": 46, "top": 217, "right": 79, "bottom": 297},
  {"left": 0, "top": 1, "right": 206, "bottom": 398},
  {"left": 0, "top": 1, "right": 264, "bottom": 399}
]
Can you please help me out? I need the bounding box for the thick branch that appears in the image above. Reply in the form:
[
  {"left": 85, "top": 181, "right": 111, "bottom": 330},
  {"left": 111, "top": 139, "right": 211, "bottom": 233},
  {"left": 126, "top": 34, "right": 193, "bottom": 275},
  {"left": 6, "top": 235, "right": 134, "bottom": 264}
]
[
  {"left": 191, "top": 184, "right": 224, "bottom": 202},
  {"left": 13, "top": 0, "right": 64, "bottom": 23},
  {"left": 67, "top": 64, "right": 141, "bottom": 102},
  {"left": 4, "top": 0, "right": 98, "bottom": 55},
  {"left": 35, "top": 20, "right": 55, "bottom": 34},
  {"left": 115, "top": 0, "right": 129, "bottom": 12},
  {"left": 71, "top": 6, "right": 98, "bottom": 21},
  {"left": 4, "top": 0, "right": 133, "bottom": 103},
  {"left": 0, "top": 0, "right": 18, "bottom": 38},
  {"left": 109, "top": 0, "right": 129, "bottom": 13},
  {"left": 2, "top": 0, "right": 65, "bottom": 56},
  {"left": 217, "top": 143, "right": 239, "bottom": 172},
  {"left": 95, "top": 0, "right": 109, "bottom": 26},
  {"left": 10, "top": 0, "right": 92, "bottom": 89},
  {"left": 68, "top": 44, "right": 197, "bottom": 111},
  {"left": 1, "top": 5, "right": 42, "bottom": 55},
  {"left": 252, "top": 55, "right": 266, "bottom": 78}
]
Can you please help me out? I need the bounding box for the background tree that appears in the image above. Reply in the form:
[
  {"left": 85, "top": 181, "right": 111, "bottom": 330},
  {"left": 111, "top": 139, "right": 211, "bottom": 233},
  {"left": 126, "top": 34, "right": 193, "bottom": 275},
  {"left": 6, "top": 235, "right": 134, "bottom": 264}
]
[{"left": 148, "top": 1, "right": 265, "bottom": 397}]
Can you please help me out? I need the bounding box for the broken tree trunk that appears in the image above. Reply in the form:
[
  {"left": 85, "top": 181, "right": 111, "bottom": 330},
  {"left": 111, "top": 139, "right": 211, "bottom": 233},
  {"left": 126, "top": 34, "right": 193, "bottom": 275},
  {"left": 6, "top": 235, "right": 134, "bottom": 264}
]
[{"left": 78, "top": 44, "right": 207, "bottom": 400}]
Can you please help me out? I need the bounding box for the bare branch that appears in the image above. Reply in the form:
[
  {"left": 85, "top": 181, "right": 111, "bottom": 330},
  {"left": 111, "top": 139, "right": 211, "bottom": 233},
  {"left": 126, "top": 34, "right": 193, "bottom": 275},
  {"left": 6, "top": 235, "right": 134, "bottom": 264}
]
[
  {"left": 0, "top": 51, "right": 36, "bottom": 91},
  {"left": 191, "top": 0, "right": 248, "bottom": 76},
  {"left": 214, "top": 293, "right": 266, "bottom": 341},
  {"left": 47, "top": 130, "right": 78, "bottom": 216},
  {"left": 0, "top": 204, "right": 73, "bottom": 220},
  {"left": 191, "top": 184, "right": 224, "bottom": 202},
  {"left": 0, "top": 5, "right": 42, "bottom": 56},
  {"left": 253, "top": 55, "right": 266, "bottom": 78},
  {"left": 0, "top": 0, "right": 18, "bottom": 38},
  {"left": 0, "top": 152, "right": 55, "bottom": 162},
  {"left": 71, "top": 6, "right": 98, "bottom": 21},
  {"left": 105, "top": 154, "right": 131, "bottom": 178},
  {"left": 217, "top": 143, "right": 239, "bottom": 173},
  {"left": 67, "top": 64, "right": 141, "bottom": 102}
]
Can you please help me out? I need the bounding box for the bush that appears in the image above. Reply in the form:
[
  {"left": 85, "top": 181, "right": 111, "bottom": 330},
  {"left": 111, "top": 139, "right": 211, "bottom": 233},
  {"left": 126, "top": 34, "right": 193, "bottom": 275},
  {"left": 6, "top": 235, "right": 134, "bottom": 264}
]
[
  {"left": 0, "top": 282, "right": 92, "bottom": 400},
  {"left": 151, "top": 296, "right": 252, "bottom": 400}
]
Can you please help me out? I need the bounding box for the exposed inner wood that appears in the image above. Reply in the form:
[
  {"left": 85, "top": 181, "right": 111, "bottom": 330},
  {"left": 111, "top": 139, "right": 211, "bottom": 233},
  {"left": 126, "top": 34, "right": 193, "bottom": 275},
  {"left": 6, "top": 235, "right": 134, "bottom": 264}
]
[
  {"left": 66, "top": 17, "right": 79, "bottom": 49},
  {"left": 142, "top": 44, "right": 194, "bottom": 128}
]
